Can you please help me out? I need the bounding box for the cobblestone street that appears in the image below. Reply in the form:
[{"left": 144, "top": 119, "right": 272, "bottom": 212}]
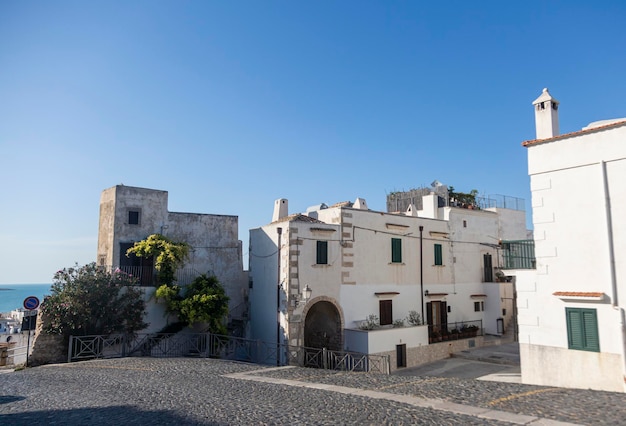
[{"left": 1, "top": 358, "right": 625, "bottom": 425}]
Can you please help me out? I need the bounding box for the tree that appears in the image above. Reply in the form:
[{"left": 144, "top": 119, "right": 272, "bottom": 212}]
[
  {"left": 155, "top": 274, "right": 229, "bottom": 334},
  {"left": 126, "top": 234, "right": 190, "bottom": 286},
  {"left": 41, "top": 263, "right": 147, "bottom": 342}
]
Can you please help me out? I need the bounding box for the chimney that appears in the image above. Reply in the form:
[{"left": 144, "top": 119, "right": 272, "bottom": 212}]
[
  {"left": 272, "top": 198, "right": 288, "bottom": 222},
  {"left": 353, "top": 198, "right": 368, "bottom": 210},
  {"left": 532, "top": 88, "right": 559, "bottom": 139}
]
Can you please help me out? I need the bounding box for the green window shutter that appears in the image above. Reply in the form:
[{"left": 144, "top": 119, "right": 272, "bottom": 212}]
[
  {"left": 582, "top": 309, "right": 600, "bottom": 351},
  {"left": 316, "top": 241, "right": 328, "bottom": 265},
  {"left": 566, "top": 308, "right": 583, "bottom": 350},
  {"left": 434, "top": 244, "right": 443, "bottom": 265},
  {"left": 391, "top": 238, "right": 402, "bottom": 263},
  {"left": 566, "top": 308, "right": 599, "bottom": 352}
]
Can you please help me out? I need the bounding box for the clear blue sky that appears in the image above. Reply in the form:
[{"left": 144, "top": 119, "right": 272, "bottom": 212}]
[{"left": 1, "top": 1, "right": 625, "bottom": 284}]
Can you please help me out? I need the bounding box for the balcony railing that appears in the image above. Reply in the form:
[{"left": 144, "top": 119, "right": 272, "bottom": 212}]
[
  {"left": 427, "top": 319, "right": 483, "bottom": 343},
  {"left": 103, "top": 266, "right": 204, "bottom": 287},
  {"left": 477, "top": 194, "right": 525, "bottom": 211},
  {"left": 501, "top": 240, "right": 536, "bottom": 269}
]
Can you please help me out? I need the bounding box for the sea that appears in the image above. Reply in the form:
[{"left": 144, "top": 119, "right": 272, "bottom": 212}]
[{"left": 0, "top": 284, "right": 52, "bottom": 314}]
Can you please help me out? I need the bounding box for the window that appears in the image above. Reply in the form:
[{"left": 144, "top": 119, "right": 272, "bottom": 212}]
[
  {"left": 483, "top": 253, "right": 493, "bottom": 282},
  {"left": 463, "top": 220, "right": 467, "bottom": 228},
  {"left": 566, "top": 308, "right": 599, "bottom": 352},
  {"left": 316, "top": 241, "right": 328, "bottom": 265},
  {"left": 434, "top": 244, "right": 443, "bottom": 265},
  {"left": 379, "top": 299, "right": 393, "bottom": 325},
  {"left": 128, "top": 209, "right": 140, "bottom": 225},
  {"left": 474, "top": 301, "right": 484, "bottom": 312},
  {"left": 391, "top": 238, "right": 402, "bottom": 263}
]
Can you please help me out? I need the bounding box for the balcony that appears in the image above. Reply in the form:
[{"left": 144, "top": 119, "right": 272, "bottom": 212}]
[
  {"left": 103, "top": 266, "right": 203, "bottom": 287},
  {"left": 501, "top": 240, "right": 536, "bottom": 269},
  {"left": 427, "top": 320, "right": 483, "bottom": 343}
]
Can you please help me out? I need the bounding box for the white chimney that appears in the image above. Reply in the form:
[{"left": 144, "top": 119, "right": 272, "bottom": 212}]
[
  {"left": 353, "top": 198, "right": 368, "bottom": 210},
  {"left": 532, "top": 88, "right": 559, "bottom": 139},
  {"left": 272, "top": 198, "right": 288, "bottom": 222}
]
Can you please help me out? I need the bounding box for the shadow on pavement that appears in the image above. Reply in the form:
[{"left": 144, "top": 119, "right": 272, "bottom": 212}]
[{"left": 0, "top": 405, "right": 217, "bottom": 426}]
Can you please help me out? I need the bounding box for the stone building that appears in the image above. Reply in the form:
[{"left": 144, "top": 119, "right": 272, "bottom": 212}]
[
  {"left": 249, "top": 190, "right": 527, "bottom": 371},
  {"left": 97, "top": 185, "right": 248, "bottom": 333}
]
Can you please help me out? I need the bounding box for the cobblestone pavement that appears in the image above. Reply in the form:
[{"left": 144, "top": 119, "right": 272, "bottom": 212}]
[{"left": 1, "top": 357, "right": 625, "bottom": 425}]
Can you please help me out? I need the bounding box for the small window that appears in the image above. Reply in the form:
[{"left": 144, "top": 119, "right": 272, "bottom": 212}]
[
  {"left": 463, "top": 220, "right": 467, "bottom": 228},
  {"left": 566, "top": 308, "right": 599, "bottom": 352},
  {"left": 380, "top": 299, "right": 393, "bottom": 325},
  {"left": 316, "top": 241, "right": 328, "bottom": 265},
  {"left": 391, "top": 238, "right": 402, "bottom": 263},
  {"left": 434, "top": 244, "right": 443, "bottom": 266},
  {"left": 128, "top": 209, "right": 140, "bottom": 225},
  {"left": 474, "top": 301, "right": 484, "bottom": 312}
]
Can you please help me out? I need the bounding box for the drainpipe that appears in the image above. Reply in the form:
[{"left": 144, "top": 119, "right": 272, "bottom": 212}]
[
  {"left": 276, "top": 227, "right": 282, "bottom": 366},
  {"left": 419, "top": 225, "right": 424, "bottom": 322},
  {"left": 601, "top": 161, "right": 626, "bottom": 390}
]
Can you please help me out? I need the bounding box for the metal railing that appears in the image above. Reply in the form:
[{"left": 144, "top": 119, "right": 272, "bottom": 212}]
[
  {"left": 67, "top": 333, "right": 390, "bottom": 374},
  {"left": 103, "top": 266, "right": 205, "bottom": 287},
  {"left": 427, "top": 319, "right": 483, "bottom": 343},
  {"left": 502, "top": 240, "right": 536, "bottom": 269},
  {"left": 476, "top": 194, "right": 525, "bottom": 211}
]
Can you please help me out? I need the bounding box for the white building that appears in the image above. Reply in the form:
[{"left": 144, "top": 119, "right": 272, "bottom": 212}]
[
  {"left": 249, "top": 191, "right": 527, "bottom": 371},
  {"left": 512, "top": 88, "right": 626, "bottom": 392},
  {"left": 97, "top": 185, "right": 249, "bottom": 333}
]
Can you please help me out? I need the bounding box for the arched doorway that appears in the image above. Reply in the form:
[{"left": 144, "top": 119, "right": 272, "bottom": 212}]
[{"left": 303, "top": 301, "right": 341, "bottom": 351}]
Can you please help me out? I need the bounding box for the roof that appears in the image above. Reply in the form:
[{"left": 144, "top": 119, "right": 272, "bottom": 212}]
[
  {"left": 271, "top": 213, "right": 325, "bottom": 224},
  {"left": 522, "top": 119, "right": 626, "bottom": 147}
]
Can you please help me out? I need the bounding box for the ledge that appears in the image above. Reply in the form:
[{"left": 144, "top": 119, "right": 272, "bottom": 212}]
[{"left": 553, "top": 291, "right": 606, "bottom": 302}]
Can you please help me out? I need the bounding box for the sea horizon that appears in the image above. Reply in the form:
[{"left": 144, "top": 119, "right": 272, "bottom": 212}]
[{"left": 0, "top": 283, "right": 53, "bottom": 313}]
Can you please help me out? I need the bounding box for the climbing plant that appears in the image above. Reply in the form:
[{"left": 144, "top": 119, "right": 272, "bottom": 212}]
[
  {"left": 126, "top": 234, "right": 190, "bottom": 286},
  {"left": 155, "top": 274, "right": 229, "bottom": 334}
]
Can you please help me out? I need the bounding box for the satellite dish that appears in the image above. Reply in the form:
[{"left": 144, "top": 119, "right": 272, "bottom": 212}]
[{"left": 431, "top": 180, "right": 442, "bottom": 187}]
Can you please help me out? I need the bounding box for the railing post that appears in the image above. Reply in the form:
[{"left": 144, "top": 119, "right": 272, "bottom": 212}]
[
  {"left": 322, "top": 347, "right": 328, "bottom": 370},
  {"left": 67, "top": 335, "right": 73, "bottom": 363}
]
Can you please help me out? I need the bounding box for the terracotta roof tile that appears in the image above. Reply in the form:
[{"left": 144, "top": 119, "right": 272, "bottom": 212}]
[
  {"left": 553, "top": 291, "right": 604, "bottom": 298},
  {"left": 522, "top": 120, "right": 626, "bottom": 147},
  {"left": 272, "top": 214, "right": 325, "bottom": 224}
]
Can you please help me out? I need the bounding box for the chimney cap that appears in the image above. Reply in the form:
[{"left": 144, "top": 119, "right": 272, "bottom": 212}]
[{"left": 532, "top": 87, "right": 558, "bottom": 105}]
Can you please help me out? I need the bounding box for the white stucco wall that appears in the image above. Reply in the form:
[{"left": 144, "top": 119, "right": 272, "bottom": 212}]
[
  {"left": 344, "top": 325, "right": 428, "bottom": 354},
  {"left": 518, "top": 122, "right": 626, "bottom": 392},
  {"left": 250, "top": 196, "right": 527, "bottom": 356}
]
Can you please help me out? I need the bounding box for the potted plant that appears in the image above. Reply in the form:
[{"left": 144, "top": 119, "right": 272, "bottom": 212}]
[{"left": 467, "top": 325, "right": 479, "bottom": 337}]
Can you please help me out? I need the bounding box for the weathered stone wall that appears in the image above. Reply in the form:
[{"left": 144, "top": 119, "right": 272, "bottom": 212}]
[
  {"left": 28, "top": 310, "right": 66, "bottom": 366},
  {"left": 378, "top": 336, "right": 485, "bottom": 373}
]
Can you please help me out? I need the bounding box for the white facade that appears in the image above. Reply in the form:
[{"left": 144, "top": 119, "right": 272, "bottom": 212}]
[
  {"left": 249, "top": 191, "right": 527, "bottom": 369},
  {"left": 514, "top": 89, "right": 626, "bottom": 392},
  {"left": 97, "top": 185, "right": 249, "bottom": 333}
]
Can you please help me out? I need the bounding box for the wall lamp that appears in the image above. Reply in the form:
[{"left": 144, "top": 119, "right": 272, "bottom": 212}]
[{"left": 295, "top": 284, "right": 313, "bottom": 307}]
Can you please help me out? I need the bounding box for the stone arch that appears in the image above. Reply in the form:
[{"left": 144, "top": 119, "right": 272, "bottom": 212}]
[{"left": 302, "top": 296, "right": 344, "bottom": 351}]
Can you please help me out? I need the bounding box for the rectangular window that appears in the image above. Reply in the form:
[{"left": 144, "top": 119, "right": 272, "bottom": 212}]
[
  {"left": 566, "top": 308, "right": 600, "bottom": 352},
  {"left": 474, "top": 301, "right": 484, "bottom": 312},
  {"left": 434, "top": 244, "right": 443, "bottom": 265},
  {"left": 316, "top": 241, "right": 328, "bottom": 265},
  {"left": 379, "top": 299, "right": 393, "bottom": 325},
  {"left": 391, "top": 238, "right": 402, "bottom": 263},
  {"left": 128, "top": 209, "right": 140, "bottom": 225}
]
